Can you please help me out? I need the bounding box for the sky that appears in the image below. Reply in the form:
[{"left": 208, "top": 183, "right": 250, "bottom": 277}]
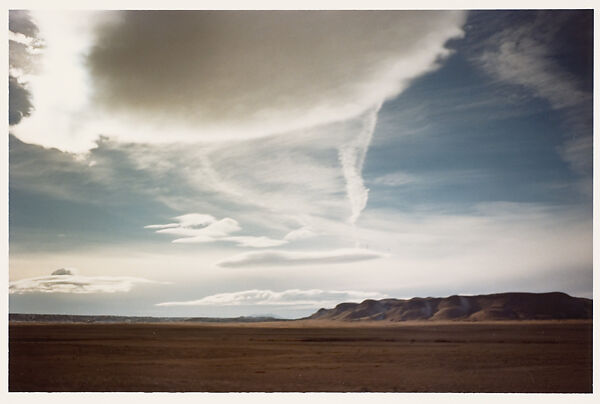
[{"left": 7, "top": 9, "right": 594, "bottom": 318}]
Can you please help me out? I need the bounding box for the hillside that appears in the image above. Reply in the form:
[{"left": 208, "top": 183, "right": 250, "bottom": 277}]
[{"left": 307, "top": 292, "right": 592, "bottom": 321}]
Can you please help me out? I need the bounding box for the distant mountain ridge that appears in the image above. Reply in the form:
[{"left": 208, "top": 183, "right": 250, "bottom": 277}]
[
  {"left": 307, "top": 292, "right": 592, "bottom": 321},
  {"left": 9, "top": 314, "right": 287, "bottom": 324}
]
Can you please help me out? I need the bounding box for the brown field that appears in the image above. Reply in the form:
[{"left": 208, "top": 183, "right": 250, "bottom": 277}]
[{"left": 9, "top": 319, "right": 592, "bottom": 392}]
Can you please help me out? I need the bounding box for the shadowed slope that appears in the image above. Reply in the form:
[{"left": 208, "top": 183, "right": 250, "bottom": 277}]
[{"left": 308, "top": 292, "right": 592, "bottom": 321}]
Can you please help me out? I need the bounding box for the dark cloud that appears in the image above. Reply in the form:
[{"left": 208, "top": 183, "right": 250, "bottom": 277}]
[
  {"left": 86, "top": 11, "right": 465, "bottom": 137},
  {"left": 9, "top": 10, "right": 42, "bottom": 126},
  {"left": 10, "top": 40, "right": 33, "bottom": 71},
  {"left": 9, "top": 10, "right": 39, "bottom": 37},
  {"left": 9, "top": 76, "right": 33, "bottom": 125},
  {"left": 51, "top": 268, "right": 76, "bottom": 276}
]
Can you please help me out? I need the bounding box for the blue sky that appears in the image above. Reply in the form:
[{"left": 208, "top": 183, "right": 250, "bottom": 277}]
[{"left": 8, "top": 10, "right": 593, "bottom": 318}]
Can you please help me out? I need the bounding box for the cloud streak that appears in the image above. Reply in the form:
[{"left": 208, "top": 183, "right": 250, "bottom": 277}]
[
  {"left": 147, "top": 213, "right": 289, "bottom": 248},
  {"left": 156, "top": 288, "right": 386, "bottom": 308},
  {"left": 217, "top": 248, "right": 386, "bottom": 268},
  {"left": 476, "top": 17, "right": 589, "bottom": 110},
  {"left": 9, "top": 268, "right": 160, "bottom": 294},
  {"left": 339, "top": 105, "right": 381, "bottom": 224},
  {"left": 473, "top": 11, "right": 592, "bottom": 180}
]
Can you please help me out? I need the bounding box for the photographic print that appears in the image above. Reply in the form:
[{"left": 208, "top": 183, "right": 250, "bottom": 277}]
[{"left": 7, "top": 8, "right": 593, "bottom": 393}]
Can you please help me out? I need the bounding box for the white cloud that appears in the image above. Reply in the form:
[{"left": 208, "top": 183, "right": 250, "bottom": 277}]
[
  {"left": 371, "top": 171, "right": 417, "bottom": 187},
  {"left": 217, "top": 248, "right": 387, "bottom": 268},
  {"left": 338, "top": 105, "right": 381, "bottom": 224},
  {"left": 156, "top": 288, "right": 386, "bottom": 308},
  {"left": 163, "top": 218, "right": 241, "bottom": 239},
  {"left": 284, "top": 226, "right": 316, "bottom": 241},
  {"left": 173, "top": 213, "right": 217, "bottom": 227},
  {"left": 147, "top": 213, "right": 290, "bottom": 248},
  {"left": 148, "top": 215, "right": 239, "bottom": 241},
  {"left": 9, "top": 268, "right": 159, "bottom": 294},
  {"left": 223, "top": 236, "right": 288, "bottom": 248},
  {"left": 143, "top": 223, "right": 179, "bottom": 230}
]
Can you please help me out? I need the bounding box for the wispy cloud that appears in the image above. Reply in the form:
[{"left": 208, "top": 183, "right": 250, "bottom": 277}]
[
  {"left": 147, "top": 213, "right": 290, "bottom": 248},
  {"left": 475, "top": 15, "right": 589, "bottom": 110},
  {"left": 559, "top": 136, "right": 593, "bottom": 176},
  {"left": 217, "top": 248, "right": 387, "bottom": 268},
  {"left": 473, "top": 11, "right": 592, "bottom": 180},
  {"left": 371, "top": 171, "right": 418, "bottom": 187},
  {"left": 156, "top": 288, "right": 386, "bottom": 307},
  {"left": 338, "top": 105, "right": 381, "bottom": 224},
  {"left": 223, "top": 236, "right": 288, "bottom": 248},
  {"left": 9, "top": 268, "right": 160, "bottom": 294},
  {"left": 283, "top": 226, "right": 316, "bottom": 241}
]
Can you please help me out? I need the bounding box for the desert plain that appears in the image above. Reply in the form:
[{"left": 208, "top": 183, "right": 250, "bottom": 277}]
[{"left": 9, "top": 319, "right": 592, "bottom": 392}]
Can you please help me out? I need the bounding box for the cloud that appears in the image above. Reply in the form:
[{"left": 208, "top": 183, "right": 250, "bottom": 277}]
[
  {"left": 84, "top": 10, "right": 465, "bottom": 142},
  {"left": 217, "top": 248, "right": 386, "bottom": 268},
  {"left": 51, "top": 267, "right": 78, "bottom": 276},
  {"left": 338, "top": 106, "right": 381, "bottom": 224},
  {"left": 350, "top": 202, "right": 592, "bottom": 293},
  {"left": 9, "top": 10, "right": 40, "bottom": 37},
  {"left": 284, "top": 226, "right": 316, "bottom": 241},
  {"left": 9, "top": 11, "right": 42, "bottom": 126},
  {"left": 156, "top": 218, "right": 241, "bottom": 239},
  {"left": 147, "top": 213, "right": 290, "bottom": 248},
  {"left": 559, "top": 135, "right": 593, "bottom": 176},
  {"left": 472, "top": 11, "right": 592, "bottom": 180},
  {"left": 223, "top": 236, "right": 288, "bottom": 248},
  {"left": 9, "top": 268, "right": 160, "bottom": 294},
  {"left": 9, "top": 76, "right": 34, "bottom": 125},
  {"left": 11, "top": 10, "right": 465, "bottom": 151},
  {"left": 11, "top": 10, "right": 466, "bottom": 229},
  {"left": 172, "top": 213, "right": 217, "bottom": 227},
  {"left": 371, "top": 171, "right": 417, "bottom": 187},
  {"left": 475, "top": 12, "right": 590, "bottom": 110},
  {"left": 156, "top": 288, "right": 386, "bottom": 307}
]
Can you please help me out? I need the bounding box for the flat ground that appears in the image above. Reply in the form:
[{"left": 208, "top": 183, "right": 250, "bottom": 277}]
[{"left": 9, "top": 320, "right": 592, "bottom": 392}]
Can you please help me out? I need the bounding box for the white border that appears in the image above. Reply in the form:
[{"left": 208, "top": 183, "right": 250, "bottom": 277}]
[{"left": 3, "top": 2, "right": 598, "bottom": 403}]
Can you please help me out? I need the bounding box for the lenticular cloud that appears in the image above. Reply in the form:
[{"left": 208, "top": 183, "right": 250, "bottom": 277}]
[
  {"left": 9, "top": 269, "right": 159, "bottom": 294},
  {"left": 156, "top": 288, "right": 387, "bottom": 307}
]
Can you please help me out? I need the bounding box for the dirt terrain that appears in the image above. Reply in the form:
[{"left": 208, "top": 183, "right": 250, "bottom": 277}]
[{"left": 9, "top": 320, "right": 592, "bottom": 392}]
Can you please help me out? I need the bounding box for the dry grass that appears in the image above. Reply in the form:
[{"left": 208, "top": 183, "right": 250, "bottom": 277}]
[{"left": 9, "top": 319, "right": 592, "bottom": 392}]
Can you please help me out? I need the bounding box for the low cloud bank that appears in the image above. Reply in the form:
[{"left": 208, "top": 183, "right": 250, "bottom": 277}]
[
  {"left": 156, "top": 288, "right": 386, "bottom": 307},
  {"left": 9, "top": 268, "right": 159, "bottom": 294}
]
